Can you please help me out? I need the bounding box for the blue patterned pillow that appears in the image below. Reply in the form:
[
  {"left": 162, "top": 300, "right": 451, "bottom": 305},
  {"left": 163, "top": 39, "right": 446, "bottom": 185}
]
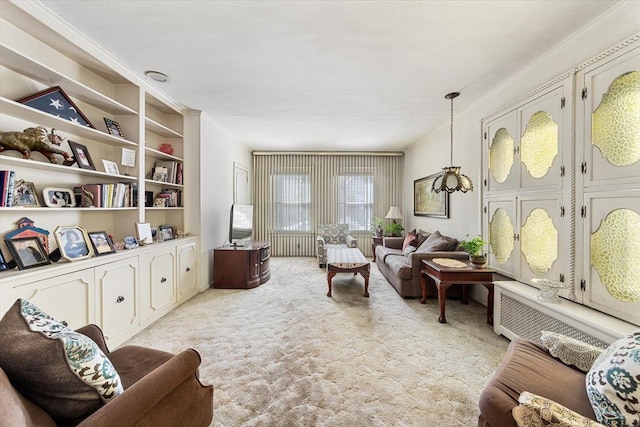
[
  {"left": 585, "top": 330, "right": 640, "bottom": 426},
  {"left": 0, "top": 299, "right": 123, "bottom": 425}
]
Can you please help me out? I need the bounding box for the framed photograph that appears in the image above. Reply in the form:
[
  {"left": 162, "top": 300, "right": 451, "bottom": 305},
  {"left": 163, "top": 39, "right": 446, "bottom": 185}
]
[
  {"left": 68, "top": 141, "right": 96, "bottom": 170},
  {"left": 12, "top": 180, "right": 40, "bottom": 207},
  {"left": 102, "top": 159, "right": 120, "bottom": 175},
  {"left": 5, "top": 236, "right": 51, "bottom": 270},
  {"left": 159, "top": 224, "right": 175, "bottom": 241},
  {"left": 16, "top": 86, "right": 94, "bottom": 128},
  {"left": 136, "top": 222, "right": 153, "bottom": 245},
  {"left": 54, "top": 226, "right": 94, "bottom": 261},
  {"left": 43, "top": 187, "right": 76, "bottom": 208},
  {"left": 88, "top": 231, "right": 116, "bottom": 255},
  {"left": 414, "top": 173, "right": 449, "bottom": 218},
  {"left": 0, "top": 247, "right": 8, "bottom": 271},
  {"left": 123, "top": 235, "right": 139, "bottom": 249},
  {"left": 104, "top": 117, "right": 125, "bottom": 138}
]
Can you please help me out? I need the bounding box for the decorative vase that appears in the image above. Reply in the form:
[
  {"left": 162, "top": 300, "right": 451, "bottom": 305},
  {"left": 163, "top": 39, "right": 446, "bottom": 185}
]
[
  {"left": 159, "top": 143, "right": 174, "bottom": 155},
  {"left": 469, "top": 254, "right": 487, "bottom": 268},
  {"left": 375, "top": 229, "right": 383, "bottom": 238}
]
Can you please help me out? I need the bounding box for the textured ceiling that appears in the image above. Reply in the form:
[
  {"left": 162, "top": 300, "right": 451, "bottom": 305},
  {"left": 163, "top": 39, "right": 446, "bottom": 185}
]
[{"left": 39, "top": 0, "right": 618, "bottom": 151}]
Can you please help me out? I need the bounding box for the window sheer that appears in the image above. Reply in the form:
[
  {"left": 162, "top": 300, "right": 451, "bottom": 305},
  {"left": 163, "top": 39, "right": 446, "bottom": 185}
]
[
  {"left": 338, "top": 174, "right": 374, "bottom": 232},
  {"left": 273, "top": 174, "right": 311, "bottom": 231}
]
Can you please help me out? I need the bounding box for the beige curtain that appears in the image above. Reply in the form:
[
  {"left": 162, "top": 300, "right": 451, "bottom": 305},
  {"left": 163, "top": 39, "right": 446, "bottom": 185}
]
[{"left": 253, "top": 153, "right": 404, "bottom": 256}]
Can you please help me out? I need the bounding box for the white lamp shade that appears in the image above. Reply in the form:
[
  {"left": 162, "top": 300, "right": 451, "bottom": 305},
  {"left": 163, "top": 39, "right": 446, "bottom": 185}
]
[{"left": 385, "top": 206, "right": 403, "bottom": 220}]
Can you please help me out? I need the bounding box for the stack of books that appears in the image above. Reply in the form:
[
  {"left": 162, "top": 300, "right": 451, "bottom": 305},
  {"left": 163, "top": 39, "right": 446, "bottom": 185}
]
[
  {"left": 74, "top": 182, "right": 138, "bottom": 208},
  {"left": 153, "top": 161, "right": 183, "bottom": 185}
]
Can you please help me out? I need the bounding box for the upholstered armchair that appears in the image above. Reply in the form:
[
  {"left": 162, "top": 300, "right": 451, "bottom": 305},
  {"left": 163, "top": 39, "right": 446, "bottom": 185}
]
[{"left": 316, "top": 223, "right": 357, "bottom": 267}]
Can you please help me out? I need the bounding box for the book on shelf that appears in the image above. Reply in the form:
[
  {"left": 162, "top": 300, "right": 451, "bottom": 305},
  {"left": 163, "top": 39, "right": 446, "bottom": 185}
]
[
  {"left": 158, "top": 188, "right": 182, "bottom": 207},
  {"left": 152, "top": 166, "right": 168, "bottom": 182},
  {"left": 154, "top": 161, "right": 181, "bottom": 184},
  {"left": 74, "top": 182, "right": 137, "bottom": 208},
  {"left": 1, "top": 170, "right": 16, "bottom": 207}
]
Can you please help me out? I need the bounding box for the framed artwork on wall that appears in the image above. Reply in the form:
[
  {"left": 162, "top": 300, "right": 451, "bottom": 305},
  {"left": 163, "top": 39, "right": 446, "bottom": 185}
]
[{"left": 414, "top": 173, "right": 449, "bottom": 218}]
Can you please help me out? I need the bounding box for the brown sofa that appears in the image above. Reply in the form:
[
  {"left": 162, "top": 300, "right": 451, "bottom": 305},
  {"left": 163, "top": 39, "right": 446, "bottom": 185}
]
[
  {"left": 478, "top": 337, "right": 596, "bottom": 426},
  {"left": 375, "top": 232, "right": 468, "bottom": 298},
  {"left": 1, "top": 324, "right": 214, "bottom": 427}
]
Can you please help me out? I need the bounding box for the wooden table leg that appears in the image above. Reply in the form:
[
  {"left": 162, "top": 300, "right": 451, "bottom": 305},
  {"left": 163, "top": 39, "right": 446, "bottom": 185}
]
[
  {"left": 362, "top": 271, "right": 370, "bottom": 297},
  {"left": 436, "top": 282, "right": 452, "bottom": 323},
  {"left": 371, "top": 242, "right": 377, "bottom": 262},
  {"left": 327, "top": 271, "right": 336, "bottom": 297},
  {"left": 484, "top": 283, "right": 494, "bottom": 324},
  {"left": 462, "top": 284, "right": 469, "bottom": 305},
  {"left": 420, "top": 271, "right": 428, "bottom": 304}
]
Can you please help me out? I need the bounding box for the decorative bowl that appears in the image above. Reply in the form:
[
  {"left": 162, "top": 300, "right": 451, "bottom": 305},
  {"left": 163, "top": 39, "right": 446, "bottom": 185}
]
[{"left": 531, "top": 278, "right": 570, "bottom": 303}]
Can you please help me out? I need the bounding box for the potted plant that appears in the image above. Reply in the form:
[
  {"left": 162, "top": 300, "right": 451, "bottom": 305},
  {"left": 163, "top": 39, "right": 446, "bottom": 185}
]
[
  {"left": 460, "top": 235, "right": 487, "bottom": 267},
  {"left": 384, "top": 222, "right": 404, "bottom": 237},
  {"left": 371, "top": 217, "right": 384, "bottom": 237}
]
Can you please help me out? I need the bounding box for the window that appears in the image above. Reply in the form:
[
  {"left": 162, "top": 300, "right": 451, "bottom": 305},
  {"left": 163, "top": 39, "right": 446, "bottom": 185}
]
[
  {"left": 338, "top": 174, "right": 374, "bottom": 231},
  {"left": 273, "top": 174, "right": 311, "bottom": 231}
]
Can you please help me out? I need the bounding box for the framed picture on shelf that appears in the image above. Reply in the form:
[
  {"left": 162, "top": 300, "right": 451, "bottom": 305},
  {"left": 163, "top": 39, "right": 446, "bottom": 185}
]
[
  {"left": 414, "top": 173, "right": 449, "bottom": 218},
  {"left": 136, "top": 222, "right": 153, "bottom": 245},
  {"left": 68, "top": 141, "right": 96, "bottom": 170},
  {"left": 54, "top": 226, "right": 93, "bottom": 261},
  {"left": 42, "top": 187, "right": 76, "bottom": 208},
  {"left": 159, "top": 224, "right": 175, "bottom": 241},
  {"left": 12, "top": 180, "right": 40, "bottom": 207},
  {"left": 88, "top": 231, "right": 116, "bottom": 255},
  {"left": 5, "top": 236, "right": 51, "bottom": 270},
  {"left": 123, "top": 235, "right": 139, "bottom": 249},
  {"left": 102, "top": 159, "right": 120, "bottom": 175},
  {"left": 16, "top": 86, "right": 94, "bottom": 128},
  {"left": 103, "top": 117, "right": 125, "bottom": 138}
]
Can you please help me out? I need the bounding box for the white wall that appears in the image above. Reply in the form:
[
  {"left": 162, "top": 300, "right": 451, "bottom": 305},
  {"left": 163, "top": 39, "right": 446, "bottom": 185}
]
[
  {"left": 198, "top": 112, "right": 253, "bottom": 288},
  {"left": 404, "top": 2, "right": 640, "bottom": 303}
]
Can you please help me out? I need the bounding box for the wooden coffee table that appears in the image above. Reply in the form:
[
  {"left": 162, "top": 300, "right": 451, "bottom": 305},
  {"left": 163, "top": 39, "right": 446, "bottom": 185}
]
[
  {"left": 419, "top": 259, "right": 495, "bottom": 324},
  {"left": 326, "top": 246, "right": 370, "bottom": 297}
]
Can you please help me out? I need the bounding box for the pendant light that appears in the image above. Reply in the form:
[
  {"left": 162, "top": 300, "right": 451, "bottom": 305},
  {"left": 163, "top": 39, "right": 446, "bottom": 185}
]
[{"left": 431, "top": 92, "right": 473, "bottom": 193}]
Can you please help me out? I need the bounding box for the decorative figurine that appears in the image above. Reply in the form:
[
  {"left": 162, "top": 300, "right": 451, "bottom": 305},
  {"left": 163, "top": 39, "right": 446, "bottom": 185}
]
[{"left": 0, "top": 126, "right": 73, "bottom": 164}]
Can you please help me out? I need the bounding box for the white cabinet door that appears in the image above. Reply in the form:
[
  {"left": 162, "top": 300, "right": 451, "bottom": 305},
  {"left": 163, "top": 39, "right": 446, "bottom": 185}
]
[
  {"left": 177, "top": 242, "right": 198, "bottom": 302},
  {"left": 11, "top": 270, "right": 94, "bottom": 329},
  {"left": 145, "top": 248, "right": 176, "bottom": 320},
  {"left": 95, "top": 257, "right": 139, "bottom": 346}
]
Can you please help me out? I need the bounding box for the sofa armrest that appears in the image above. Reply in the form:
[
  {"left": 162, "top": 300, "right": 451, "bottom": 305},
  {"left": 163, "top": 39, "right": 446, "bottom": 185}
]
[
  {"left": 76, "top": 324, "right": 110, "bottom": 355},
  {"left": 78, "top": 349, "right": 208, "bottom": 426},
  {"left": 346, "top": 234, "right": 357, "bottom": 248},
  {"left": 383, "top": 237, "right": 404, "bottom": 249}
]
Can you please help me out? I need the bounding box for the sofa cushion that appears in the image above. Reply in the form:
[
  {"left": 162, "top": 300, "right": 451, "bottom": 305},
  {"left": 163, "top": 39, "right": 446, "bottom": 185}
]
[
  {"left": 541, "top": 331, "right": 604, "bottom": 373},
  {"left": 0, "top": 299, "right": 123, "bottom": 425},
  {"left": 586, "top": 330, "right": 640, "bottom": 426},
  {"left": 385, "top": 254, "right": 412, "bottom": 280},
  {"left": 513, "top": 392, "right": 604, "bottom": 427},
  {"left": 376, "top": 245, "right": 403, "bottom": 262},
  {"left": 416, "top": 231, "right": 452, "bottom": 253},
  {"left": 416, "top": 229, "right": 431, "bottom": 247}
]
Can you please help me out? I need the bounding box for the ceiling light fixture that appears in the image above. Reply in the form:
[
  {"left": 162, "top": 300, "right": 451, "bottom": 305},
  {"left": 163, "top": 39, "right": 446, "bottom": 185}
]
[
  {"left": 144, "top": 70, "right": 171, "bottom": 83},
  {"left": 431, "top": 92, "right": 473, "bottom": 194}
]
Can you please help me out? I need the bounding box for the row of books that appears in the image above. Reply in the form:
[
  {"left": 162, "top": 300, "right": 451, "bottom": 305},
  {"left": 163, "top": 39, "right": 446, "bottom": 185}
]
[
  {"left": 152, "top": 161, "right": 183, "bottom": 185},
  {"left": 0, "top": 170, "right": 16, "bottom": 207},
  {"left": 74, "top": 182, "right": 138, "bottom": 208},
  {"left": 155, "top": 188, "right": 183, "bottom": 207}
]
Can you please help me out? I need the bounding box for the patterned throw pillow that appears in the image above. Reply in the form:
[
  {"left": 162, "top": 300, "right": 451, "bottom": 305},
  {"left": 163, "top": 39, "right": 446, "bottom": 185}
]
[
  {"left": 0, "top": 299, "right": 123, "bottom": 425},
  {"left": 513, "top": 391, "right": 605, "bottom": 427},
  {"left": 541, "top": 331, "right": 605, "bottom": 373},
  {"left": 585, "top": 330, "right": 640, "bottom": 426}
]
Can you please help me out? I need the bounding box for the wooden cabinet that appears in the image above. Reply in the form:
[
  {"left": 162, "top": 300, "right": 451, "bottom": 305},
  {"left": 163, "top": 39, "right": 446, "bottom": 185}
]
[
  {"left": 177, "top": 241, "right": 198, "bottom": 302},
  {"left": 145, "top": 247, "right": 176, "bottom": 321},
  {"left": 213, "top": 241, "right": 271, "bottom": 289}
]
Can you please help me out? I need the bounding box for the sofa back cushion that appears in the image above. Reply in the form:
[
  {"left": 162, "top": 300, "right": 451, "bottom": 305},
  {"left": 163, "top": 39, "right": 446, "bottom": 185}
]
[
  {"left": 416, "top": 231, "right": 454, "bottom": 253},
  {"left": 0, "top": 299, "right": 123, "bottom": 425}
]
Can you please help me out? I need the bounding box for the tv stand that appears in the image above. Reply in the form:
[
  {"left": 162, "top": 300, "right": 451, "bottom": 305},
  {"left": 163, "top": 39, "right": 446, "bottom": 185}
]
[{"left": 212, "top": 241, "right": 270, "bottom": 289}]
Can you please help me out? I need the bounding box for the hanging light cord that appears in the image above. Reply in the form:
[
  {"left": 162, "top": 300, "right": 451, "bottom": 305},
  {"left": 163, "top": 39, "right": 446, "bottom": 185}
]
[{"left": 449, "top": 95, "right": 454, "bottom": 166}]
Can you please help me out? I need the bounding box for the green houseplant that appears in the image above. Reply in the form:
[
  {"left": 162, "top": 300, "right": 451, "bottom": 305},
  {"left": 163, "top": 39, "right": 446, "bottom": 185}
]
[
  {"left": 460, "top": 235, "right": 487, "bottom": 267},
  {"left": 371, "top": 216, "right": 384, "bottom": 237},
  {"left": 384, "top": 222, "right": 404, "bottom": 237}
]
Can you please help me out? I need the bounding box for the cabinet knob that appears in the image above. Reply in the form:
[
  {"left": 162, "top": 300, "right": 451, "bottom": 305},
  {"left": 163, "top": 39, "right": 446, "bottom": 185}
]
[
  {"left": 116, "top": 296, "right": 125, "bottom": 303},
  {"left": 61, "top": 320, "right": 68, "bottom": 327},
  {"left": 161, "top": 277, "right": 167, "bottom": 283},
  {"left": 186, "top": 267, "right": 191, "bottom": 272}
]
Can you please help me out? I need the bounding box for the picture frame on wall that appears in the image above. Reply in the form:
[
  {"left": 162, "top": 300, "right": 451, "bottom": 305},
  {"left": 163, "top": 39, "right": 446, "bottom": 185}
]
[
  {"left": 5, "top": 236, "right": 51, "bottom": 270},
  {"left": 414, "top": 173, "right": 449, "bottom": 218},
  {"left": 16, "top": 86, "right": 94, "bottom": 128},
  {"left": 54, "top": 226, "right": 93, "bottom": 261},
  {"left": 68, "top": 141, "right": 96, "bottom": 170}
]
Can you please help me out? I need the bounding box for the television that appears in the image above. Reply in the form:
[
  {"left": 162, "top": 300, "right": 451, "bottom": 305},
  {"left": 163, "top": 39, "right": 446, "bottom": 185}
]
[{"left": 229, "top": 204, "right": 253, "bottom": 246}]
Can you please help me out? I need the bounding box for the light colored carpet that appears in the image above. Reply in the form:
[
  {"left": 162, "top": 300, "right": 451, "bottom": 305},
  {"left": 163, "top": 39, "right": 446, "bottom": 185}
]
[{"left": 125, "top": 256, "right": 510, "bottom": 426}]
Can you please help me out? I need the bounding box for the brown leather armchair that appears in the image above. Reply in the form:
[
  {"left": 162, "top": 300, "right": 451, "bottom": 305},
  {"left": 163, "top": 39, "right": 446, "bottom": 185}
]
[{"left": 1, "top": 324, "right": 213, "bottom": 427}]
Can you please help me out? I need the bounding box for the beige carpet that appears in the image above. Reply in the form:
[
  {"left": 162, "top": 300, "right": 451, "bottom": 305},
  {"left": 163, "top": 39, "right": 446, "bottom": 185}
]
[{"left": 125, "top": 256, "right": 510, "bottom": 426}]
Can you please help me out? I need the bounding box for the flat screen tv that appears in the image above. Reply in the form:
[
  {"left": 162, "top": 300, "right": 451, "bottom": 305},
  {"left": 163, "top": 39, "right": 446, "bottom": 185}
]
[{"left": 229, "top": 204, "right": 253, "bottom": 246}]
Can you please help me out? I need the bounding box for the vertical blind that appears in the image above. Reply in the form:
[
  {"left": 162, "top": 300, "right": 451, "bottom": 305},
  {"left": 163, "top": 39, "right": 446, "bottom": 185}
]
[{"left": 253, "top": 153, "right": 404, "bottom": 257}]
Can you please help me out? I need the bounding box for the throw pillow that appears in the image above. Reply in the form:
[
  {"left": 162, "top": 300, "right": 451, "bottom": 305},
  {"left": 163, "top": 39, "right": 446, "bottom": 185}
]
[
  {"left": 0, "top": 299, "right": 123, "bottom": 425},
  {"left": 541, "top": 331, "right": 605, "bottom": 373},
  {"left": 416, "top": 229, "right": 431, "bottom": 247},
  {"left": 415, "top": 230, "right": 451, "bottom": 253},
  {"left": 586, "top": 330, "right": 640, "bottom": 426},
  {"left": 513, "top": 391, "right": 605, "bottom": 427},
  {"left": 402, "top": 230, "right": 418, "bottom": 250},
  {"left": 403, "top": 245, "right": 417, "bottom": 256}
]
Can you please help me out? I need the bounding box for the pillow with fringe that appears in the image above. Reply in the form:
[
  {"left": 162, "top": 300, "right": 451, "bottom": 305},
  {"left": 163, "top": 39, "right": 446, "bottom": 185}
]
[
  {"left": 540, "top": 331, "right": 604, "bottom": 373},
  {"left": 512, "top": 391, "right": 604, "bottom": 427}
]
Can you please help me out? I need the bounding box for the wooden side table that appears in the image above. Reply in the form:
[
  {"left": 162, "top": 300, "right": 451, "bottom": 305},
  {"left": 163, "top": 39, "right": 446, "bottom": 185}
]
[
  {"left": 371, "top": 236, "right": 383, "bottom": 261},
  {"left": 419, "top": 259, "right": 495, "bottom": 324}
]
